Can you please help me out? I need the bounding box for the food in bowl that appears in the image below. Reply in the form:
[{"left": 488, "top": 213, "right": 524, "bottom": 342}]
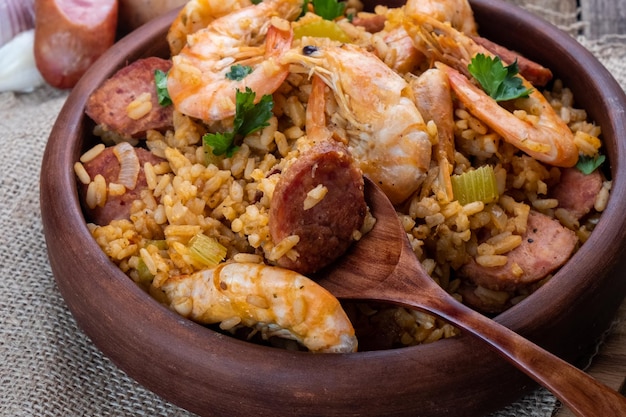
[{"left": 73, "top": 0, "right": 610, "bottom": 353}]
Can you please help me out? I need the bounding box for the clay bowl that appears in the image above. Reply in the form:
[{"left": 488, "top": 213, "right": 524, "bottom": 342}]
[{"left": 40, "top": 0, "right": 626, "bottom": 416}]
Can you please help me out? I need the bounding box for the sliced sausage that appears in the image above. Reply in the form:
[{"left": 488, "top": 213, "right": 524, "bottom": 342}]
[
  {"left": 351, "top": 13, "right": 386, "bottom": 33},
  {"left": 269, "top": 141, "right": 366, "bottom": 275},
  {"left": 470, "top": 35, "right": 553, "bottom": 87},
  {"left": 80, "top": 145, "right": 165, "bottom": 225},
  {"left": 34, "top": 0, "right": 118, "bottom": 89},
  {"left": 459, "top": 210, "right": 578, "bottom": 292},
  {"left": 551, "top": 167, "right": 603, "bottom": 220},
  {"left": 85, "top": 57, "right": 174, "bottom": 139}
]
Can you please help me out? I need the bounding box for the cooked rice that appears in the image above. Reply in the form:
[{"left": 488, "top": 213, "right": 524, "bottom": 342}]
[{"left": 81, "top": 10, "right": 610, "bottom": 351}]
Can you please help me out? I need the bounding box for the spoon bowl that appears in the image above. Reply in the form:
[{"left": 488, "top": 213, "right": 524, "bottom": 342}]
[{"left": 317, "top": 178, "right": 626, "bottom": 416}]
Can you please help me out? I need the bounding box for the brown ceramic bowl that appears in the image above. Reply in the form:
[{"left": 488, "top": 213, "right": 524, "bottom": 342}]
[{"left": 40, "top": 0, "right": 626, "bottom": 416}]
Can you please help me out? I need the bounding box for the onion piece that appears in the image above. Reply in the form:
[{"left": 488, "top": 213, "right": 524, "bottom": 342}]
[
  {"left": 0, "top": 0, "right": 35, "bottom": 47},
  {"left": 0, "top": 29, "right": 45, "bottom": 93},
  {"left": 113, "top": 142, "right": 141, "bottom": 190}
]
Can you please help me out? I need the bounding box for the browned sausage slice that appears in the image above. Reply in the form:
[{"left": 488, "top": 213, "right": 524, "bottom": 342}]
[
  {"left": 459, "top": 210, "right": 578, "bottom": 292},
  {"left": 269, "top": 141, "right": 366, "bottom": 275},
  {"left": 551, "top": 167, "right": 603, "bottom": 220},
  {"left": 351, "top": 14, "right": 386, "bottom": 33},
  {"left": 85, "top": 57, "right": 174, "bottom": 139},
  {"left": 80, "top": 146, "right": 165, "bottom": 225}
]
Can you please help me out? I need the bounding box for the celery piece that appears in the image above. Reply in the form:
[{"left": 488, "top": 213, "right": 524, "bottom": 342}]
[
  {"left": 136, "top": 258, "right": 154, "bottom": 283},
  {"left": 188, "top": 233, "right": 227, "bottom": 267},
  {"left": 451, "top": 165, "right": 499, "bottom": 206},
  {"left": 294, "top": 20, "right": 351, "bottom": 43},
  {"left": 147, "top": 239, "right": 168, "bottom": 250}
]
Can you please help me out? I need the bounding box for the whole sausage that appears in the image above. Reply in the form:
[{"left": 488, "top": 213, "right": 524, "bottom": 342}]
[
  {"left": 269, "top": 141, "right": 367, "bottom": 275},
  {"left": 459, "top": 210, "right": 578, "bottom": 292},
  {"left": 85, "top": 57, "right": 174, "bottom": 139},
  {"left": 34, "top": 0, "right": 118, "bottom": 89}
]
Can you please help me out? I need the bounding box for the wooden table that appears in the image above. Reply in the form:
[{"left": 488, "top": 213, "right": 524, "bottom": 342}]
[
  {"left": 508, "top": 0, "right": 626, "bottom": 39},
  {"left": 582, "top": 0, "right": 626, "bottom": 39}
]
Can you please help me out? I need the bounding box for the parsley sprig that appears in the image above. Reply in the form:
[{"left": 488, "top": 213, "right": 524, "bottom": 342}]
[
  {"left": 203, "top": 87, "right": 274, "bottom": 159},
  {"left": 468, "top": 54, "right": 533, "bottom": 102},
  {"left": 225, "top": 65, "right": 253, "bottom": 81},
  {"left": 576, "top": 154, "right": 605, "bottom": 175},
  {"left": 310, "top": 0, "right": 346, "bottom": 20},
  {"left": 154, "top": 69, "right": 172, "bottom": 106}
]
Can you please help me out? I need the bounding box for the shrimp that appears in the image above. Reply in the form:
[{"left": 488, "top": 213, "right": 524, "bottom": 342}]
[
  {"left": 283, "top": 41, "right": 432, "bottom": 204},
  {"left": 410, "top": 68, "right": 456, "bottom": 201},
  {"left": 166, "top": 0, "right": 303, "bottom": 122},
  {"left": 404, "top": 13, "right": 579, "bottom": 167},
  {"left": 161, "top": 262, "right": 358, "bottom": 353},
  {"left": 166, "top": 0, "right": 253, "bottom": 56},
  {"left": 404, "top": 0, "right": 477, "bottom": 35},
  {"left": 370, "top": 0, "right": 476, "bottom": 81}
]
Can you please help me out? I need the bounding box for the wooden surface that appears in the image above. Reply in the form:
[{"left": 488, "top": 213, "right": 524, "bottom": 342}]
[
  {"left": 509, "top": 1, "right": 626, "bottom": 415},
  {"left": 554, "top": 300, "right": 626, "bottom": 416},
  {"left": 562, "top": 1, "right": 626, "bottom": 414},
  {"left": 582, "top": 0, "right": 626, "bottom": 39},
  {"left": 558, "top": 1, "right": 626, "bottom": 413},
  {"left": 507, "top": 0, "right": 626, "bottom": 39}
]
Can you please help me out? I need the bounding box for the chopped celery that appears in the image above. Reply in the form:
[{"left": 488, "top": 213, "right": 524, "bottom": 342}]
[
  {"left": 147, "top": 239, "right": 168, "bottom": 250},
  {"left": 136, "top": 258, "right": 154, "bottom": 283},
  {"left": 451, "top": 165, "right": 499, "bottom": 206},
  {"left": 294, "top": 20, "right": 351, "bottom": 43},
  {"left": 188, "top": 233, "right": 227, "bottom": 267}
]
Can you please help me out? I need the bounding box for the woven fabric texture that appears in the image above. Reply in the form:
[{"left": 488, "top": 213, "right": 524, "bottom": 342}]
[{"left": 1, "top": 1, "right": 624, "bottom": 416}]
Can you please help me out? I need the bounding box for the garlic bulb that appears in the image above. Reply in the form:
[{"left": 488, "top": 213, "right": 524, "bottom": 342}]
[
  {"left": 0, "top": 0, "right": 35, "bottom": 47},
  {"left": 0, "top": 29, "right": 45, "bottom": 93}
]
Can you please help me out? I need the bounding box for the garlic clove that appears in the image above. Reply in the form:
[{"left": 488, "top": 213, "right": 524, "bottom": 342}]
[{"left": 0, "top": 29, "right": 45, "bottom": 93}]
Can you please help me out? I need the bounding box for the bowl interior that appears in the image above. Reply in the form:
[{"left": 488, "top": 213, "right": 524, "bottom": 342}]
[{"left": 40, "top": 1, "right": 626, "bottom": 416}]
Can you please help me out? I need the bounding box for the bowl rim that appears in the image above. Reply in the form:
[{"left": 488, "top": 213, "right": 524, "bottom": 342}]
[{"left": 40, "top": 1, "right": 626, "bottom": 416}]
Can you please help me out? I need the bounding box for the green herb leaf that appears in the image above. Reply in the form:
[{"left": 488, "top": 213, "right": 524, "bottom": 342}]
[
  {"left": 204, "top": 131, "right": 237, "bottom": 157},
  {"left": 234, "top": 87, "right": 274, "bottom": 137},
  {"left": 468, "top": 54, "right": 533, "bottom": 102},
  {"left": 154, "top": 69, "right": 172, "bottom": 106},
  {"left": 576, "top": 154, "right": 605, "bottom": 175},
  {"left": 225, "top": 64, "right": 253, "bottom": 81},
  {"left": 312, "top": 0, "right": 346, "bottom": 20},
  {"left": 202, "top": 88, "right": 273, "bottom": 161}
]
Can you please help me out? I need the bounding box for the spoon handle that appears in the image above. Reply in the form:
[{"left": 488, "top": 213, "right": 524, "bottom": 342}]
[{"left": 407, "top": 293, "right": 626, "bottom": 416}]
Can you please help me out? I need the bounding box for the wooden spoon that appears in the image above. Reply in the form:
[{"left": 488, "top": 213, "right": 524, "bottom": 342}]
[{"left": 317, "top": 178, "right": 626, "bottom": 417}]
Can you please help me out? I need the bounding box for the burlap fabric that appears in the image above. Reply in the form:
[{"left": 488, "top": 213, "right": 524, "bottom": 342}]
[{"left": 2, "top": 1, "right": 625, "bottom": 416}]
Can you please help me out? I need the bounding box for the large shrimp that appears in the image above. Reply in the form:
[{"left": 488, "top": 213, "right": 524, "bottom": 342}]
[
  {"left": 166, "top": 0, "right": 303, "bottom": 122},
  {"left": 404, "top": 13, "right": 579, "bottom": 167},
  {"left": 369, "top": 0, "right": 476, "bottom": 80},
  {"left": 404, "top": 0, "right": 477, "bottom": 35},
  {"left": 166, "top": 0, "right": 253, "bottom": 56},
  {"left": 161, "top": 262, "right": 358, "bottom": 353},
  {"left": 283, "top": 41, "right": 433, "bottom": 205}
]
